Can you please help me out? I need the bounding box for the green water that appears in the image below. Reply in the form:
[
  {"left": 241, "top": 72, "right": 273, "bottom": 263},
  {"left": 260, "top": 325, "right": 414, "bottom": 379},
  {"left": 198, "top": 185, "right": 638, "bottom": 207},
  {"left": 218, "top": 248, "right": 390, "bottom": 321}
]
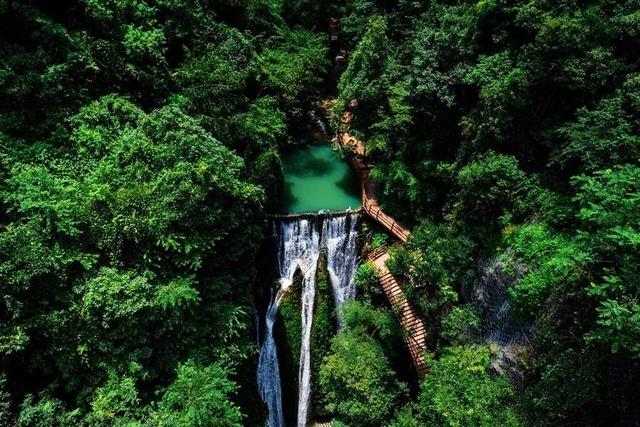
[{"left": 281, "top": 144, "right": 361, "bottom": 214}]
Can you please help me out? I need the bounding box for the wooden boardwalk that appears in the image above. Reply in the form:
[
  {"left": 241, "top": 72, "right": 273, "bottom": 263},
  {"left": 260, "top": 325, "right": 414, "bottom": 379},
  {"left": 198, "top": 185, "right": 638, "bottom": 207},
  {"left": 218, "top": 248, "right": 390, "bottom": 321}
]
[
  {"left": 362, "top": 179, "right": 409, "bottom": 243},
  {"left": 338, "top": 132, "right": 410, "bottom": 243},
  {"left": 369, "top": 251, "right": 428, "bottom": 377},
  {"left": 337, "top": 131, "right": 427, "bottom": 377}
]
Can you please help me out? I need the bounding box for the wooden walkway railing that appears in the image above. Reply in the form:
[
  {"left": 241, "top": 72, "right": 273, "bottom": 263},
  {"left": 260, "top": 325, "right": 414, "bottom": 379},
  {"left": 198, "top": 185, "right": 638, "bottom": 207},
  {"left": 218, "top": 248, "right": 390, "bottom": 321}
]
[
  {"left": 338, "top": 132, "right": 410, "bottom": 243},
  {"left": 366, "top": 244, "right": 390, "bottom": 261},
  {"left": 363, "top": 198, "right": 409, "bottom": 243},
  {"left": 337, "top": 130, "right": 428, "bottom": 377},
  {"left": 368, "top": 250, "right": 428, "bottom": 377}
]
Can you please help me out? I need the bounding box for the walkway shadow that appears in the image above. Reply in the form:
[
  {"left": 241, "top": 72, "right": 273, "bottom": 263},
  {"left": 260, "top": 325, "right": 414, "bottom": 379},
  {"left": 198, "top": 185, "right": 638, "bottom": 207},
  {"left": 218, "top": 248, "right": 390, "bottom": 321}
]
[
  {"left": 280, "top": 182, "right": 299, "bottom": 213},
  {"left": 335, "top": 171, "right": 361, "bottom": 202}
]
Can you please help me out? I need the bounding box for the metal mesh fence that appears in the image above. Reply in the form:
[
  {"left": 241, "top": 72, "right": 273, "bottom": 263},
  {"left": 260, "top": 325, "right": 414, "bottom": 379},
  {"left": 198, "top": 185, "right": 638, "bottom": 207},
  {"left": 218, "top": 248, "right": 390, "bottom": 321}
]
[{"left": 468, "top": 250, "right": 532, "bottom": 382}]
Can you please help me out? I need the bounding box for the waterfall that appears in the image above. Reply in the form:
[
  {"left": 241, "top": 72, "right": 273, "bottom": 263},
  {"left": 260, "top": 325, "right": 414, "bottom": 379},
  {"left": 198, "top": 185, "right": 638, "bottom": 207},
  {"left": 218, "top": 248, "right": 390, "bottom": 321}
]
[
  {"left": 258, "top": 213, "right": 359, "bottom": 427},
  {"left": 323, "top": 214, "right": 359, "bottom": 328},
  {"left": 258, "top": 219, "right": 321, "bottom": 427},
  {"left": 257, "top": 289, "right": 287, "bottom": 427},
  {"left": 308, "top": 107, "right": 327, "bottom": 135},
  {"left": 296, "top": 252, "right": 319, "bottom": 427}
]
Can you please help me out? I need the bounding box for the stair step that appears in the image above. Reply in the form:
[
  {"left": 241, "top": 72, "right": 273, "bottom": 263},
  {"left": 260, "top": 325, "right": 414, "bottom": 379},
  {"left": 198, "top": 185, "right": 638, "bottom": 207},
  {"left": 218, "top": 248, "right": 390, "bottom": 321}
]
[{"left": 409, "top": 326, "right": 426, "bottom": 335}]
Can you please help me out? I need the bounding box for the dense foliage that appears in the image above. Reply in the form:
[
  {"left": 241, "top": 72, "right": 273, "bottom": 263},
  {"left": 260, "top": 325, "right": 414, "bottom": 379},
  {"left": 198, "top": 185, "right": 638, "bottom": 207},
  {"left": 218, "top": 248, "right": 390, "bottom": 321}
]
[
  {"left": 2, "top": 0, "right": 639, "bottom": 425},
  {"left": 0, "top": 0, "right": 330, "bottom": 424},
  {"left": 336, "top": 0, "right": 640, "bottom": 425},
  {"left": 318, "top": 301, "right": 404, "bottom": 426},
  {"left": 391, "top": 346, "right": 521, "bottom": 427}
]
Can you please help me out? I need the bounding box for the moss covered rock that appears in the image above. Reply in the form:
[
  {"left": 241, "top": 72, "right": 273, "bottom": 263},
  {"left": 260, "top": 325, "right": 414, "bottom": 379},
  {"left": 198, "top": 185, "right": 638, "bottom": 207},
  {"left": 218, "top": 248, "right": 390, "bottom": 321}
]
[
  {"left": 274, "top": 271, "right": 303, "bottom": 425},
  {"left": 310, "top": 254, "right": 338, "bottom": 419}
]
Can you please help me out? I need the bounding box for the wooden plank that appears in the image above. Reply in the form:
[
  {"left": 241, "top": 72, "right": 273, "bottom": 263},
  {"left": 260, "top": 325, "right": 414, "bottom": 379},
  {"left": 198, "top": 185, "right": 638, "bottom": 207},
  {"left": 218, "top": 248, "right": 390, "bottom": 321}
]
[{"left": 373, "top": 261, "right": 428, "bottom": 378}]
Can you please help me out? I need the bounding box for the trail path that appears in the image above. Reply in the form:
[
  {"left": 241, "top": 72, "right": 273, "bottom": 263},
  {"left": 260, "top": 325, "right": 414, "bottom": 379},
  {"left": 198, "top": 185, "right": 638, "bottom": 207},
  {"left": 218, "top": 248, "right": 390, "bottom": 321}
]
[{"left": 337, "top": 131, "right": 428, "bottom": 377}]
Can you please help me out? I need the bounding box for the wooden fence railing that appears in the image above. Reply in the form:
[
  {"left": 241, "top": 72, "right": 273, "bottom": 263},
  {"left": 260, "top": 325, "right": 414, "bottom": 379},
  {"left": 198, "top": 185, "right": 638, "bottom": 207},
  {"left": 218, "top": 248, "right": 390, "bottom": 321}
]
[
  {"left": 362, "top": 199, "right": 410, "bottom": 243},
  {"left": 338, "top": 130, "right": 428, "bottom": 376},
  {"left": 371, "top": 257, "right": 428, "bottom": 378}
]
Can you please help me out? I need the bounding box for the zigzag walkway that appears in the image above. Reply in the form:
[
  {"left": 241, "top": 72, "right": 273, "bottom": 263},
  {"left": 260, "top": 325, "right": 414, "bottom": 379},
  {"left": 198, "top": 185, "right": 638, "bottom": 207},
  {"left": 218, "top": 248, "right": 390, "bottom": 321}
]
[{"left": 338, "top": 131, "right": 428, "bottom": 377}]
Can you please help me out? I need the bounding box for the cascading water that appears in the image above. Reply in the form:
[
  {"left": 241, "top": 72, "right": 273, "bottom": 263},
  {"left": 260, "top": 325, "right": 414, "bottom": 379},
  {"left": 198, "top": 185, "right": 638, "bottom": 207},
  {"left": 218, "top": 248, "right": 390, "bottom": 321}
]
[
  {"left": 258, "top": 213, "right": 359, "bottom": 427},
  {"left": 257, "top": 289, "right": 287, "bottom": 427},
  {"left": 258, "top": 219, "right": 321, "bottom": 427},
  {"left": 323, "top": 214, "right": 359, "bottom": 328},
  {"left": 307, "top": 106, "right": 327, "bottom": 135},
  {"left": 296, "top": 250, "right": 319, "bottom": 427}
]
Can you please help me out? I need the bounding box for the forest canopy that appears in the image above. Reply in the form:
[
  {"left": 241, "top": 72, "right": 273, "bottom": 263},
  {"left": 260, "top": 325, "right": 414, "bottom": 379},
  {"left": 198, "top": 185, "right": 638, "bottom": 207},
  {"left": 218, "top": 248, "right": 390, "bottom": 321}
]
[
  {"left": 1, "top": 0, "right": 640, "bottom": 426},
  {"left": 0, "top": 0, "right": 330, "bottom": 424},
  {"left": 334, "top": 0, "right": 640, "bottom": 425}
]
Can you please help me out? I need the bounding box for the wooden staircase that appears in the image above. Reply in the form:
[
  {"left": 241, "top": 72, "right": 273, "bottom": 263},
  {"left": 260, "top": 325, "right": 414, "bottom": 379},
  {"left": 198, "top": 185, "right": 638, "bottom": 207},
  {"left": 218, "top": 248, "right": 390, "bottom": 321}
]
[
  {"left": 363, "top": 197, "right": 410, "bottom": 243},
  {"left": 368, "top": 251, "right": 428, "bottom": 377},
  {"left": 338, "top": 130, "right": 428, "bottom": 378}
]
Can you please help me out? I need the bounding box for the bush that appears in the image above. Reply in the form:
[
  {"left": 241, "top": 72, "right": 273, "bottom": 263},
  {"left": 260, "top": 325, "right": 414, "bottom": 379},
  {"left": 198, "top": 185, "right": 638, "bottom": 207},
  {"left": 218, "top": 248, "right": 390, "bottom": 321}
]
[{"left": 319, "top": 330, "right": 404, "bottom": 426}]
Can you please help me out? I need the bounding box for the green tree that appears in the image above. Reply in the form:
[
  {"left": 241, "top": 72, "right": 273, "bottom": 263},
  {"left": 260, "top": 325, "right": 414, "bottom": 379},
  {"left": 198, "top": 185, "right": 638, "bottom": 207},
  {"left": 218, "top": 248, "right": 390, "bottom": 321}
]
[
  {"left": 337, "top": 15, "right": 389, "bottom": 132},
  {"left": 555, "top": 77, "right": 640, "bottom": 173},
  {"left": 454, "top": 152, "right": 534, "bottom": 222},
  {"left": 154, "top": 362, "right": 243, "bottom": 427},
  {"left": 0, "top": 95, "right": 262, "bottom": 420},
  {"left": 440, "top": 305, "right": 481, "bottom": 346},
  {"left": 388, "top": 220, "right": 475, "bottom": 338},
  {"left": 391, "top": 346, "right": 522, "bottom": 427},
  {"left": 504, "top": 223, "right": 589, "bottom": 320},
  {"left": 572, "top": 165, "right": 640, "bottom": 358},
  {"left": 84, "top": 371, "right": 144, "bottom": 426},
  {"left": 319, "top": 330, "right": 403, "bottom": 426},
  {"left": 259, "top": 27, "right": 329, "bottom": 107},
  {"left": 17, "top": 393, "right": 79, "bottom": 427}
]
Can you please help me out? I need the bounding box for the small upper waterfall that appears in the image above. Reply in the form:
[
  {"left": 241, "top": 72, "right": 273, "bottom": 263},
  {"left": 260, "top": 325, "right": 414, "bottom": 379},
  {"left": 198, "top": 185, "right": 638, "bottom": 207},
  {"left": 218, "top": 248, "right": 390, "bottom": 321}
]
[
  {"left": 258, "top": 213, "right": 359, "bottom": 427},
  {"left": 307, "top": 106, "right": 328, "bottom": 135}
]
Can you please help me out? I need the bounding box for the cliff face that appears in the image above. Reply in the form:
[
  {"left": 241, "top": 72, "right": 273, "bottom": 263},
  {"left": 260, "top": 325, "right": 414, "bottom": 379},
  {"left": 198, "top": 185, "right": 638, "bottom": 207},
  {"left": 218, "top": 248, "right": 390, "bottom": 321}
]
[{"left": 473, "top": 251, "right": 531, "bottom": 384}]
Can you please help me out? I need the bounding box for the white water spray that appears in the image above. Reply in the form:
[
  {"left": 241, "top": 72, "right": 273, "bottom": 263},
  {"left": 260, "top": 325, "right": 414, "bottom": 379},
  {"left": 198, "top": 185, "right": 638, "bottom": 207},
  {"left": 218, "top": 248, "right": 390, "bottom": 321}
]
[
  {"left": 258, "top": 219, "right": 321, "bottom": 427},
  {"left": 296, "top": 252, "right": 319, "bottom": 427},
  {"left": 323, "top": 214, "right": 359, "bottom": 328},
  {"left": 257, "top": 288, "right": 287, "bottom": 427},
  {"left": 258, "top": 214, "right": 359, "bottom": 427}
]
